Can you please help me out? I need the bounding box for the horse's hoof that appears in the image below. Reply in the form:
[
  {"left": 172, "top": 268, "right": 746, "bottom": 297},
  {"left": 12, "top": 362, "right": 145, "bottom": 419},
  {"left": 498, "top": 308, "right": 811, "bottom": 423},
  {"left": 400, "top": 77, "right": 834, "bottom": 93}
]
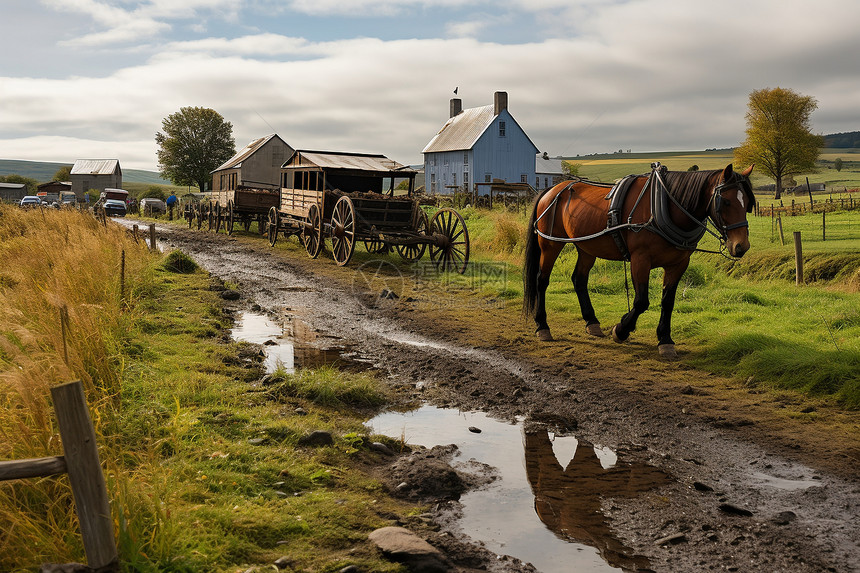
[
  {"left": 536, "top": 329, "right": 554, "bottom": 342},
  {"left": 611, "top": 324, "right": 627, "bottom": 343},
  {"left": 586, "top": 323, "right": 606, "bottom": 338},
  {"left": 658, "top": 344, "right": 678, "bottom": 360}
]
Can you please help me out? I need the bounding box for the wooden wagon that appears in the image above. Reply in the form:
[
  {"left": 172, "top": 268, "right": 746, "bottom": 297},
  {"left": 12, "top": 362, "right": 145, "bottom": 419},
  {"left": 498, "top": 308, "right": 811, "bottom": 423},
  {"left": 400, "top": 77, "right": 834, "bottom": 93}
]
[
  {"left": 186, "top": 186, "right": 279, "bottom": 235},
  {"left": 266, "top": 150, "right": 470, "bottom": 273}
]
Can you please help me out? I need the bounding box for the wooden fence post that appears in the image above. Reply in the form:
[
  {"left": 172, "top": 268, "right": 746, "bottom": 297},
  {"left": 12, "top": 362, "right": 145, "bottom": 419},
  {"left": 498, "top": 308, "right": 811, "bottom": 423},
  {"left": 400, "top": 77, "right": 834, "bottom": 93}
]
[
  {"left": 51, "top": 381, "right": 118, "bottom": 570},
  {"left": 793, "top": 231, "right": 804, "bottom": 286},
  {"left": 148, "top": 224, "right": 157, "bottom": 251}
]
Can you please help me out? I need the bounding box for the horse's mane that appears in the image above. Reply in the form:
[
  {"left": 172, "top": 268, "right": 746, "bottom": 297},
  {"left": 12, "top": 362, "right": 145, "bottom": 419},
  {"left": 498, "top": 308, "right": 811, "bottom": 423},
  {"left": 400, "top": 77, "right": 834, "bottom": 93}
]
[{"left": 661, "top": 169, "right": 721, "bottom": 212}]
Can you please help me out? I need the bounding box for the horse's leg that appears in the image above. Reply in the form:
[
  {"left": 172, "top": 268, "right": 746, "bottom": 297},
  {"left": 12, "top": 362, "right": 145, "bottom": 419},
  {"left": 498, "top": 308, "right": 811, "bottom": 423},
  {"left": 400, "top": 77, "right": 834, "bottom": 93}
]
[
  {"left": 571, "top": 249, "right": 605, "bottom": 337},
  {"left": 611, "top": 258, "right": 651, "bottom": 343},
  {"left": 534, "top": 239, "right": 564, "bottom": 341},
  {"left": 655, "top": 260, "right": 690, "bottom": 360}
]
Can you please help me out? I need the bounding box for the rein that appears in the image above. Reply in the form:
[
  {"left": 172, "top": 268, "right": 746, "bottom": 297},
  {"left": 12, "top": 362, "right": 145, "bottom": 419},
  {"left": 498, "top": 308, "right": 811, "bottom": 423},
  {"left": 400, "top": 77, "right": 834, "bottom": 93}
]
[{"left": 534, "top": 164, "right": 749, "bottom": 259}]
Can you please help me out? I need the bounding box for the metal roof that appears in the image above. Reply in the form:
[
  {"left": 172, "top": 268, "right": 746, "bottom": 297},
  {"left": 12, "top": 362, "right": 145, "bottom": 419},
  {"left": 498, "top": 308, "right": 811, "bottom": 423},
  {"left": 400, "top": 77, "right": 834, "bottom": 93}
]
[
  {"left": 0, "top": 182, "right": 26, "bottom": 189},
  {"left": 213, "top": 133, "right": 287, "bottom": 173},
  {"left": 70, "top": 159, "right": 120, "bottom": 175},
  {"left": 285, "top": 150, "right": 415, "bottom": 175},
  {"left": 535, "top": 154, "right": 565, "bottom": 175},
  {"left": 421, "top": 105, "right": 495, "bottom": 154}
]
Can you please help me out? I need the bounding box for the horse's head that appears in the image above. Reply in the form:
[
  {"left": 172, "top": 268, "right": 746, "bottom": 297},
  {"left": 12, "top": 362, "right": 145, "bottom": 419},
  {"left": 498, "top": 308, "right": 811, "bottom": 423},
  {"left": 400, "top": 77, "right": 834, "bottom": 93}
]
[{"left": 710, "top": 164, "right": 755, "bottom": 257}]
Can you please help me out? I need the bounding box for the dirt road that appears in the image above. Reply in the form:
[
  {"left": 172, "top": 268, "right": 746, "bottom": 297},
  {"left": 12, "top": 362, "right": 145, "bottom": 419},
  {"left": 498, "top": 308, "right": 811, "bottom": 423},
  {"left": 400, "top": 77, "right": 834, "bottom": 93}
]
[{"left": 143, "top": 220, "right": 858, "bottom": 573}]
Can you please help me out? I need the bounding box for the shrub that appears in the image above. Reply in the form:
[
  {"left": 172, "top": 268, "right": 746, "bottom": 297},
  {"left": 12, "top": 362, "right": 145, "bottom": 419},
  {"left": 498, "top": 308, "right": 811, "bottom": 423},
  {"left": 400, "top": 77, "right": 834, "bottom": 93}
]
[{"left": 163, "top": 250, "right": 199, "bottom": 274}]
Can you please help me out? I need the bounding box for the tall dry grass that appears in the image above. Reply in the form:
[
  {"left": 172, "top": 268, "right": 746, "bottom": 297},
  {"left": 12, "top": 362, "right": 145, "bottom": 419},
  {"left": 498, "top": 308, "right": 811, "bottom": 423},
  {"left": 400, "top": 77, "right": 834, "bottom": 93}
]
[{"left": 0, "top": 205, "right": 154, "bottom": 567}]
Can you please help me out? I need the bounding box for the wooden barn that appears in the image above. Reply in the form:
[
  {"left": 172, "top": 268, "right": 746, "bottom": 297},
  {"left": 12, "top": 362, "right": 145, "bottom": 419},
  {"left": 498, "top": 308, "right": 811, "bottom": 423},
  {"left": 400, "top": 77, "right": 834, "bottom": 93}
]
[
  {"left": 0, "top": 182, "right": 27, "bottom": 203},
  {"left": 212, "top": 134, "right": 293, "bottom": 192},
  {"left": 422, "top": 91, "right": 539, "bottom": 196},
  {"left": 70, "top": 159, "right": 122, "bottom": 199}
]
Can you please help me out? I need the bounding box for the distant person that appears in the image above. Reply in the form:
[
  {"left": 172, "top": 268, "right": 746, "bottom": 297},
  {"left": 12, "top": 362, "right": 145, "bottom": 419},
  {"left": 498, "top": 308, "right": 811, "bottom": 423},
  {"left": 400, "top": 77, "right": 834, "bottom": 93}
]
[{"left": 166, "top": 191, "right": 178, "bottom": 220}]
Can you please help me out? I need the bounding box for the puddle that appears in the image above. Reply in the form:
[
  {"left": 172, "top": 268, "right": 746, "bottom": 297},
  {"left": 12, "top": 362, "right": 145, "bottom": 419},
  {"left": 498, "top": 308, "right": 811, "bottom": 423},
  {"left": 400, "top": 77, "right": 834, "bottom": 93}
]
[
  {"left": 231, "top": 312, "right": 369, "bottom": 373},
  {"left": 751, "top": 471, "right": 821, "bottom": 491},
  {"left": 367, "top": 405, "right": 670, "bottom": 572}
]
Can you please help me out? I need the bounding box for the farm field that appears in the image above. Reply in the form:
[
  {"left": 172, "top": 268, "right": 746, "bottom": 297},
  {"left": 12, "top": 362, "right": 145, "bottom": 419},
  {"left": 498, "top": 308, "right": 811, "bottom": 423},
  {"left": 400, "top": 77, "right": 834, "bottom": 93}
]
[{"left": 2, "top": 203, "right": 859, "bottom": 572}]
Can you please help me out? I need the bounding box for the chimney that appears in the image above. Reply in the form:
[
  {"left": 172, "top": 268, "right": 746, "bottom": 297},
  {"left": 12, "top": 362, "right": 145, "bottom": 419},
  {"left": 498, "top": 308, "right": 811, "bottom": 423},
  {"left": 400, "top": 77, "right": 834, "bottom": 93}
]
[
  {"left": 494, "top": 91, "right": 508, "bottom": 115},
  {"left": 450, "top": 98, "right": 463, "bottom": 118}
]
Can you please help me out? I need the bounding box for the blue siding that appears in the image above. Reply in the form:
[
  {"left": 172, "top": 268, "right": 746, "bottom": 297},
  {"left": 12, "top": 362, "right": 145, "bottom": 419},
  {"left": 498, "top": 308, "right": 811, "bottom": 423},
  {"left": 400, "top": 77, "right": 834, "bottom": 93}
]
[{"left": 423, "top": 109, "right": 537, "bottom": 195}]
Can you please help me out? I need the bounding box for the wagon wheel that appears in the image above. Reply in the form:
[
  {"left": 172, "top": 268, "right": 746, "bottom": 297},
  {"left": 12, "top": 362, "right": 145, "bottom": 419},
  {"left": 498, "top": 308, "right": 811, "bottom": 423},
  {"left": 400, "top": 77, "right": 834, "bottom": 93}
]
[
  {"left": 364, "top": 236, "right": 389, "bottom": 254},
  {"left": 302, "top": 203, "right": 323, "bottom": 259},
  {"left": 429, "top": 208, "right": 470, "bottom": 274},
  {"left": 330, "top": 196, "right": 356, "bottom": 266},
  {"left": 186, "top": 204, "right": 194, "bottom": 229},
  {"left": 195, "top": 204, "right": 204, "bottom": 230},
  {"left": 396, "top": 210, "right": 429, "bottom": 262},
  {"left": 267, "top": 207, "right": 279, "bottom": 247},
  {"left": 225, "top": 201, "right": 235, "bottom": 235},
  {"left": 214, "top": 202, "right": 223, "bottom": 233}
]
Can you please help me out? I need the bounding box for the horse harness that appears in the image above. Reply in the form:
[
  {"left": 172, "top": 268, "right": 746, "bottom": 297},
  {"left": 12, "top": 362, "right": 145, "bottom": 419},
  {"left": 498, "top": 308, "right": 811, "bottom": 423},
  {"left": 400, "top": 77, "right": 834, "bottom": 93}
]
[{"left": 534, "top": 163, "right": 750, "bottom": 259}]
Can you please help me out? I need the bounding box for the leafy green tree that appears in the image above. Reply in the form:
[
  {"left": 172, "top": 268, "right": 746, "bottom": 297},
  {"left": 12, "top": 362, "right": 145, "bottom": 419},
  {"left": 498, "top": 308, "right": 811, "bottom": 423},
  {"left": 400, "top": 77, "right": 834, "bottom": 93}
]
[
  {"left": 562, "top": 161, "right": 581, "bottom": 177},
  {"left": 53, "top": 165, "right": 72, "bottom": 181},
  {"left": 734, "top": 87, "right": 823, "bottom": 200},
  {"left": 155, "top": 107, "right": 235, "bottom": 193},
  {"left": 140, "top": 186, "right": 167, "bottom": 200},
  {"left": 834, "top": 158, "right": 843, "bottom": 172},
  {"left": 688, "top": 165, "right": 699, "bottom": 172}
]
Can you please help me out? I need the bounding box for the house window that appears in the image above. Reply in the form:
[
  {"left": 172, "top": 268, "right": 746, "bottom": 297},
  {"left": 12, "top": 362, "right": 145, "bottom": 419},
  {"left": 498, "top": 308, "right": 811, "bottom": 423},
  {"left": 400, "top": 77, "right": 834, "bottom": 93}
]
[
  {"left": 463, "top": 152, "right": 468, "bottom": 165},
  {"left": 499, "top": 121, "right": 506, "bottom": 137},
  {"left": 464, "top": 171, "right": 469, "bottom": 186},
  {"left": 452, "top": 173, "right": 457, "bottom": 186},
  {"left": 521, "top": 174, "right": 527, "bottom": 183},
  {"left": 484, "top": 174, "right": 491, "bottom": 183},
  {"left": 545, "top": 177, "right": 549, "bottom": 188},
  {"left": 536, "top": 177, "right": 540, "bottom": 188}
]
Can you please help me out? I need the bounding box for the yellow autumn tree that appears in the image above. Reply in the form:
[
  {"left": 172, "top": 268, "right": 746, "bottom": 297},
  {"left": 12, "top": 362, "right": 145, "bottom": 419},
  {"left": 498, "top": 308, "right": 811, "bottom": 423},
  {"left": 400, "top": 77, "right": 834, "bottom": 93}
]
[{"left": 735, "top": 87, "right": 823, "bottom": 199}]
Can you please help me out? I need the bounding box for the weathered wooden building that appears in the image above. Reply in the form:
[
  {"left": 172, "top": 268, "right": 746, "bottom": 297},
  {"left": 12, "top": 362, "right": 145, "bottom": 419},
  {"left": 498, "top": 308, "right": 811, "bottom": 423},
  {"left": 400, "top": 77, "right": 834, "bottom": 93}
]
[
  {"left": 70, "top": 159, "right": 122, "bottom": 199},
  {"left": 212, "top": 134, "right": 293, "bottom": 192},
  {"left": 422, "top": 91, "right": 539, "bottom": 195},
  {"left": 0, "top": 182, "right": 27, "bottom": 203},
  {"left": 37, "top": 181, "right": 73, "bottom": 195}
]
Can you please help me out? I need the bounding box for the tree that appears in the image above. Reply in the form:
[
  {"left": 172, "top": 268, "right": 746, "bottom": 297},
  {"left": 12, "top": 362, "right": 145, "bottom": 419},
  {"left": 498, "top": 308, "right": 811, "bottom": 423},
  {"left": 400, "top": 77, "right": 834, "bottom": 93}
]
[
  {"left": 834, "top": 158, "right": 843, "bottom": 172},
  {"left": 53, "top": 165, "right": 72, "bottom": 181},
  {"left": 155, "top": 107, "right": 235, "bottom": 193},
  {"left": 734, "top": 87, "right": 823, "bottom": 200},
  {"left": 562, "top": 161, "right": 581, "bottom": 177},
  {"left": 0, "top": 174, "right": 38, "bottom": 193}
]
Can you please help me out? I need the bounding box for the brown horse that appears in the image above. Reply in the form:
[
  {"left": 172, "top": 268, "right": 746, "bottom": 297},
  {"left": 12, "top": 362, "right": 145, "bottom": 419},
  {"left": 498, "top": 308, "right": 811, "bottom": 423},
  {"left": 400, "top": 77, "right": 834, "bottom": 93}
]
[{"left": 523, "top": 163, "right": 755, "bottom": 358}]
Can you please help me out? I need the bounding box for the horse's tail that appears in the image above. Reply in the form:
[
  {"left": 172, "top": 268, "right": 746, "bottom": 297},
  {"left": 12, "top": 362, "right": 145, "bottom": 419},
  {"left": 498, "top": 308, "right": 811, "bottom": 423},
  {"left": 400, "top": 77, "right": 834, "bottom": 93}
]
[{"left": 522, "top": 190, "right": 546, "bottom": 318}]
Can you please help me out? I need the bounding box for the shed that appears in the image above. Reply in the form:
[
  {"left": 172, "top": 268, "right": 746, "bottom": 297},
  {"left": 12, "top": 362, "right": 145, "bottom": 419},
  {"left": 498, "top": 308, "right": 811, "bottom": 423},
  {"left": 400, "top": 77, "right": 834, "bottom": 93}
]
[
  {"left": 212, "top": 134, "right": 293, "bottom": 192},
  {"left": 280, "top": 150, "right": 416, "bottom": 195},
  {"left": 37, "top": 181, "right": 73, "bottom": 195},
  {"left": 70, "top": 159, "right": 122, "bottom": 200},
  {"left": 0, "top": 182, "right": 28, "bottom": 203},
  {"left": 422, "top": 91, "right": 539, "bottom": 196},
  {"left": 535, "top": 153, "right": 566, "bottom": 192}
]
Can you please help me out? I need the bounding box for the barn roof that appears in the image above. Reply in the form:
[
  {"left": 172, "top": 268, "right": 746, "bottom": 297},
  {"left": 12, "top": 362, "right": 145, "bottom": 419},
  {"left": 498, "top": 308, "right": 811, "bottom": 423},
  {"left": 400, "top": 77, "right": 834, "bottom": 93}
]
[
  {"left": 284, "top": 150, "right": 415, "bottom": 175},
  {"left": 70, "top": 159, "right": 120, "bottom": 175},
  {"left": 422, "top": 104, "right": 496, "bottom": 154},
  {"left": 213, "top": 133, "right": 289, "bottom": 173},
  {"left": 535, "top": 154, "right": 565, "bottom": 175},
  {"left": 0, "top": 182, "right": 26, "bottom": 189}
]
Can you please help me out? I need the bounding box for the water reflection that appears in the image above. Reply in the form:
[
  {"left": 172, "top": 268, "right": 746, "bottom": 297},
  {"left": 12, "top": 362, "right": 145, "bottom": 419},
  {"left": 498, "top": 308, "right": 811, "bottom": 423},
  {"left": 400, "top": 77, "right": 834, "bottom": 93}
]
[
  {"left": 525, "top": 428, "right": 670, "bottom": 571},
  {"left": 367, "top": 405, "right": 672, "bottom": 572}
]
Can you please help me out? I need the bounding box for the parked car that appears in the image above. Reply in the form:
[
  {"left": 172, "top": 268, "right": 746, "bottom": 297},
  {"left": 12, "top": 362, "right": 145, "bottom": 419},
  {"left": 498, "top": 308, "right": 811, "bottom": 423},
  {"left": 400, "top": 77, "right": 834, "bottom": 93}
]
[
  {"left": 102, "top": 199, "right": 127, "bottom": 217},
  {"left": 140, "top": 198, "right": 167, "bottom": 216},
  {"left": 19, "top": 196, "right": 41, "bottom": 208}
]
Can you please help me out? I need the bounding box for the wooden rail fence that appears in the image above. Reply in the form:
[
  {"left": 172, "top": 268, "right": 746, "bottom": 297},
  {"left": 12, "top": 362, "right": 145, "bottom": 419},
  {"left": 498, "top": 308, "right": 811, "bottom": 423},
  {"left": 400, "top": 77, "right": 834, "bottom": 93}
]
[{"left": 0, "top": 381, "right": 117, "bottom": 571}]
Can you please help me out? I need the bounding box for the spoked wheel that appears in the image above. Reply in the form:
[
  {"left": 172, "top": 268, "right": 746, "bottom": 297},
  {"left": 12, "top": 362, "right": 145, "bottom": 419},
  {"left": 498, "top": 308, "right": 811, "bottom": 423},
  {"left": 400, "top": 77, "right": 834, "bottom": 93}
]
[
  {"left": 196, "top": 205, "right": 204, "bottom": 230},
  {"left": 206, "top": 204, "right": 215, "bottom": 231},
  {"left": 226, "top": 201, "right": 235, "bottom": 235},
  {"left": 429, "top": 208, "right": 470, "bottom": 273},
  {"left": 267, "top": 207, "right": 279, "bottom": 247},
  {"left": 330, "top": 196, "right": 356, "bottom": 266},
  {"left": 396, "top": 210, "right": 429, "bottom": 262},
  {"left": 364, "top": 236, "right": 389, "bottom": 254},
  {"left": 302, "top": 203, "right": 323, "bottom": 259},
  {"left": 214, "top": 202, "right": 223, "bottom": 233}
]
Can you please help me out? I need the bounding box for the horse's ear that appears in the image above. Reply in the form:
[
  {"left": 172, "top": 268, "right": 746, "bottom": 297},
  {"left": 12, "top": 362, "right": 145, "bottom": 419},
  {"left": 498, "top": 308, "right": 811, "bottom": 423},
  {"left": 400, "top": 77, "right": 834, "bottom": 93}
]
[
  {"left": 722, "top": 164, "right": 734, "bottom": 179},
  {"left": 741, "top": 164, "right": 754, "bottom": 177}
]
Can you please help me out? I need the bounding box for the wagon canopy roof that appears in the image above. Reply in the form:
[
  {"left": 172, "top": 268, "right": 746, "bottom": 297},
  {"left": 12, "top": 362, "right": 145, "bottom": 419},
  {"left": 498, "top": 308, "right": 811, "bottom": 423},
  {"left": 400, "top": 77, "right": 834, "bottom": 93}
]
[
  {"left": 70, "top": 159, "right": 120, "bottom": 175},
  {"left": 284, "top": 150, "right": 416, "bottom": 176}
]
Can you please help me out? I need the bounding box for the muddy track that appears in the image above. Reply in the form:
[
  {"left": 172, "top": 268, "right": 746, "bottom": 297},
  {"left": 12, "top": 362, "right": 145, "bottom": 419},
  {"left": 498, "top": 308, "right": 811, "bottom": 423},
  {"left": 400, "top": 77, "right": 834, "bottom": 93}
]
[{"left": 140, "top": 220, "right": 858, "bottom": 573}]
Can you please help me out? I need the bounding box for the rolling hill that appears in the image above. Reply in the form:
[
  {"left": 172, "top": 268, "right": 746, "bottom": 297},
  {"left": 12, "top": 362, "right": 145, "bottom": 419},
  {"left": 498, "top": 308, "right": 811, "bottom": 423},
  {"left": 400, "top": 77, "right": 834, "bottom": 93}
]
[{"left": 0, "top": 159, "right": 170, "bottom": 185}]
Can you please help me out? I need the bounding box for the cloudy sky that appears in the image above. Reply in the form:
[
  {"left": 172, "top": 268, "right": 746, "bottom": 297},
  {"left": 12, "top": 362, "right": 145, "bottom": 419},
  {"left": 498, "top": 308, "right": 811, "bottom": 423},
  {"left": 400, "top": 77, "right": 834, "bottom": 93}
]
[{"left": 2, "top": 0, "right": 859, "bottom": 171}]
